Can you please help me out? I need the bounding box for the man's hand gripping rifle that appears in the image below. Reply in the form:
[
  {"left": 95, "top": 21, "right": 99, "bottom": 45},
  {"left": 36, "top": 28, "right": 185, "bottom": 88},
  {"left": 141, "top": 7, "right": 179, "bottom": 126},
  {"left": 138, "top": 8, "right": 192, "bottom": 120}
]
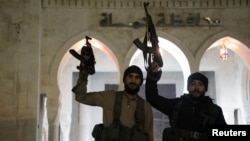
[
  {"left": 69, "top": 36, "right": 96, "bottom": 75},
  {"left": 133, "top": 2, "right": 163, "bottom": 81}
]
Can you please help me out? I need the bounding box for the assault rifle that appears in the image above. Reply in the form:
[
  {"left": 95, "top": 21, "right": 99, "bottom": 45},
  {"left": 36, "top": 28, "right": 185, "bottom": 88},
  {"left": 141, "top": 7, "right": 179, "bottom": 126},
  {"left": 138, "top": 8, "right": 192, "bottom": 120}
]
[
  {"left": 69, "top": 36, "right": 96, "bottom": 75},
  {"left": 133, "top": 2, "right": 163, "bottom": 80}
]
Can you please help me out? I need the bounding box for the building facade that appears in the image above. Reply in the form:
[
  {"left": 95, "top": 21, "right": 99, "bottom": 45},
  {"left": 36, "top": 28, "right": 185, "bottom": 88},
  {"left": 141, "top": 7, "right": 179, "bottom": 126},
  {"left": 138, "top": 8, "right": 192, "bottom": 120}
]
[{"left": 0, "top": 0, "right": 250, "bottom": 141}]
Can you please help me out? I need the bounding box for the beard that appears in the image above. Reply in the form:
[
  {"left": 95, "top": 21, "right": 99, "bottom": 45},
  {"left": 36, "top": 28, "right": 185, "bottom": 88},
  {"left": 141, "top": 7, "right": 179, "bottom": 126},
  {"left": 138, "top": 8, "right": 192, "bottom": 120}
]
[
  {"left": 124, "top": 84, "right": 140, "bottom": 95},
  {"left": 190, "top": 90, "right": 205, "bottom": 101}
]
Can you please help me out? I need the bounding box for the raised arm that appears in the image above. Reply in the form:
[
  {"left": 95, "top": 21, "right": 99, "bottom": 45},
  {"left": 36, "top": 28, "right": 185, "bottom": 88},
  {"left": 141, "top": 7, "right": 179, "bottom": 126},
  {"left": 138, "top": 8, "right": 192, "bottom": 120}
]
[{"left": 145, "top": 62, "right": 178, "bottom": 116}]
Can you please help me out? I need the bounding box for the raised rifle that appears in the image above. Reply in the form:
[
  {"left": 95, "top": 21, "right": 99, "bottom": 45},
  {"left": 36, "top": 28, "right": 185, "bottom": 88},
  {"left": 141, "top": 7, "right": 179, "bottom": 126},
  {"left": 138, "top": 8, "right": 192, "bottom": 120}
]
[
  {"left": 69, "top": 36, "right": 96, "bottom": 75},
  {"left": 133, "top": 2, "right": 163, "bottom": 80}
]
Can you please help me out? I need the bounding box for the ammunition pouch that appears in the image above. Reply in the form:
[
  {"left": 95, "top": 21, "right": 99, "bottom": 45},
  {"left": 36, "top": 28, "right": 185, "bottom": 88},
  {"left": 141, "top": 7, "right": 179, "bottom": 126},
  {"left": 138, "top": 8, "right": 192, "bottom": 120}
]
[
  {"left": 92, "top": 123, "right": 148, "bottom": 141},
  {"left": 92, "top": 92, "right": 147, "bottom": 141},
  {"left": 131, "top": 128, "right": 148, "bottom": 141},
  {"left": 92, "top": 123, "right": 104, "bottom": 141},
  {"left": 162, "top": 128, "right": 207, "bottom": 141},
  {"left": 163, "top": 128, "right": 182, "bottom": 141}
]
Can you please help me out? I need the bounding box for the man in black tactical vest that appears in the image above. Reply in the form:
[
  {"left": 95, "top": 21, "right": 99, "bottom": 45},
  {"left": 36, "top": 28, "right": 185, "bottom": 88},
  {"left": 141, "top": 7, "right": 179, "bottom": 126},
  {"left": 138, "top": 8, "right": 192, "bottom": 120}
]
[{"left": 145, "top": 61, "right": 227, "bottom": 141}]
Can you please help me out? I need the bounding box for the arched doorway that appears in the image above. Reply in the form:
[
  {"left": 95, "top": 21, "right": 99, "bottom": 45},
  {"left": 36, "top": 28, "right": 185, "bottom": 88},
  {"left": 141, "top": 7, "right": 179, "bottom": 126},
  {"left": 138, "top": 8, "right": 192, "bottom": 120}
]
[
  {"left": 200, "top": 36, "right": 250, "bottom": 124},
  {"left": 57, "top": 36, "right": 119, "bottom": 141}
]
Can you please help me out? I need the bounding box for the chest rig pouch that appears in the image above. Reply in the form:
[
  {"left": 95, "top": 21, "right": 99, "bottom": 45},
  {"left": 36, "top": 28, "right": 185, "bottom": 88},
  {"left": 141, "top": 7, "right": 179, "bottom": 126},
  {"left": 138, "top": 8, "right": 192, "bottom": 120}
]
[
  {"left": 162, "top": 100, "right": 218, "bottom": 141},
  {"left": 92, "top": 91, "right": 148, "bottom": 141}
]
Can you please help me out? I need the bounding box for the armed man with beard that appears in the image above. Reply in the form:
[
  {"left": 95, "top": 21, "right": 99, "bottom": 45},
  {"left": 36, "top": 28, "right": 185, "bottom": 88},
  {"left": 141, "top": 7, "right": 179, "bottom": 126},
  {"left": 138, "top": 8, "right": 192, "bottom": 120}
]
[
  {"left": 145, "top": 62, "right": 227, "bottom": 141},
  {"left": 72, "top": 64, "right": 154, "bottom": 141}
]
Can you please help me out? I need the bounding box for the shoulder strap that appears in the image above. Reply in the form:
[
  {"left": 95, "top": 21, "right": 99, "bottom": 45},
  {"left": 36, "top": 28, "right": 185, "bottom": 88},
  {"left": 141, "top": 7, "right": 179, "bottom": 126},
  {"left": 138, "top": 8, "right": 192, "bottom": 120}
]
[
  {"left": 170, "top": 100, "right": 182, "bottom": 127},
  {"left": 134, "top": 96, "right": 144, "bottom": 129},
  {"left": 113, "top": 91, "right": 123, "bottom": 124}
]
